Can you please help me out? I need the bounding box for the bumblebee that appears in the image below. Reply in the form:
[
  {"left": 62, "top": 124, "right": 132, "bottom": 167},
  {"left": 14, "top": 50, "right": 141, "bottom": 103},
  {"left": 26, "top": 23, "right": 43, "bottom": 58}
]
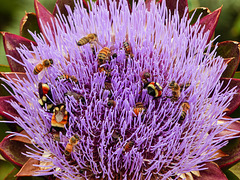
[
  {"left": 180, "top": 102, "right": 190, "bottom": 121},
  {"left": 56, "top": 74, "right": 79, "bottom": 84},
  {"left": 123, "top": 141, "right": 134, "bottom": 152},
  {"left": 133, "top": 102, "right": 145, "bottom": 117},
  {"left": 65, "top": 91, "right": 85, "bottom": 105},
  {"left": 38, "top": 83, "right": 54, "bottom": 112},
  {"left": 144, "top": 82, "right": 162, "bottom": 98},
  {"left": 107, "top": 99, "right": 116, "bottom": 108},
  {"left": 77, "top": 33, "right": 98, "bottom": 46},
  {"left": 168, "top": 81, "right": 181, "bottom": 102},
  {"left": 38, "top": 82, "right": 51, "bottom": 98},
  {"left": 64, "top": 134, "right": 80, "bottom": 156},
  {"left": 123, "top": 41, "right": 134, "bottom": 59},
  {"left": 50, "top": 104, "right": 69, "bottom": 132},
  {"left": 33, "top": 59, "right": 53, "bottom": 80}
]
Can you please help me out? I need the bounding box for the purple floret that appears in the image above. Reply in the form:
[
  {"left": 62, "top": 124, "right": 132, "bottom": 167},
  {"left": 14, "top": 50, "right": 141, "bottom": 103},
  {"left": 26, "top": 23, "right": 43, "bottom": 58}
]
[{"left": 2, "top": 0, "right": 238, "bottom": 179}]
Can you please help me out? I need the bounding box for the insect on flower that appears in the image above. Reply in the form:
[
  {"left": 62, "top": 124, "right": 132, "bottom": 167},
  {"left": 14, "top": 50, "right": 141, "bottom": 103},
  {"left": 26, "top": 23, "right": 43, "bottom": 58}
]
[
  {"left": 64, "top": 134, "right": 80, "bottom": 156},
  {"left": 103, "top": 82, "right": 113, "bottom": 98},
  {"left": 32, "top": 59, "right": 53, "bottom": 80},
  {"left": 38, "top": 83, "right": 54, "bottom": 112},
  {"left": 123, "top": 141, "right": 134, "bottom": 152},
  {"left": 112, "top": 130, "right": 123, "bottom": 143},
  {"left": 133, "top": 102, "right": 146, "bottom": 117},
  {"left": 50, "top": 104, "right": 69, "bottom": 133},
  {"left": 144, "top": 82, "right": 163, "bottom": 98},
  {"left": 56, "top": 74, "right": 79, "bottom": 84},
  {"left": 180, "top": 102, "right": 190, "bottom": 121},
  {"left": 64, "top": 91, "right": 85, "bottom": 105},
  {"left": 77, "top": 33, "right": 98, "bottom": 46},
  {"left": 97, "top": 47, "right": 117, "bottom": 65},
  {"left": 168, "top": 81, "right": 181, "bottom": 102},
  {"left": 107, "top": 99, "right": 116, "bottom": 108},
  {"left": 123, "top": 41, "right": 134, "bottom": 59},
  {"left": 140, "top": 70, "right": 151, "bottom": 85}
]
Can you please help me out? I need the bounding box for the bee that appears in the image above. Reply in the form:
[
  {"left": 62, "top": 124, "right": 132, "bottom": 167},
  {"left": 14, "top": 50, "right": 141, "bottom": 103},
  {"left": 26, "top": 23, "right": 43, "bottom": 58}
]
[
  {"left": 97, "top": 47, "right": 117, "bottom": 65},
  {"left": 98, "top": 66, "right": 112, "bottom": 78},
  {"left": 56, "top": 74, "right": 79, "bottom": 84},
  {"left": 133, "top": 102, "right": 145, "bottom": 117},
  {"left": 65, "top": 91, "right": 85, "bottom": 105},
  {"left": 112, "top": 130, "right": 122, "bottom": 142},
  {"left": 180, "top": 83, "right": 191, "bottom": 91},
  {"left": 144, "top": 82, "right": 162, "bottom": 98},
  {"left": 33, "top": 59, "right": 53, "bottom": 80},
  {"left": 77, "top": 33, "right": 98, "bottom": 46},
  {"left": 180, "top": 102, "right": 190, "bottom": 121},
  {"left": 98, "top": 47, "right": 111, "bottom": 65},
  {"left": 123, "top": 141, "right": 134, "bottom": 152},
  {"left": 140, "top": 70, "right": 151, "bottom": 85},
  {"left": 64, "top": 134, "right": 80, "bottom": 156},
  {"left": 168, "top": 81, "right": 181, "bottom": 102},
  {"left": 107, "top": 99, "right": 116, "bottom": 108},
  {"left": 38, "top": 82, "right": 51, "bottom": 99},
  {"left": 104, "top": 82, "right": 113, "bottom": 98},
  {"left": 91, "top": 44, "right": 96, "bottom": 57},
  {"left": 50, "top": 104, "right": 69, "bottom": 132},
  {"left": 123, "top": 41, "right": 134, "bottom": 59},
  {"left": 38, "top": 83, "right": 54, "bottom": 112}
]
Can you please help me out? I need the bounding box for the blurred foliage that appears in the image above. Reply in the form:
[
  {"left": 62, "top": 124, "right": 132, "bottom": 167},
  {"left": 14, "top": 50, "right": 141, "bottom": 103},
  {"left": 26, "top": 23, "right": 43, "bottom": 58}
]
[{"left": 0, "top": 0, "right": 55, "bottom": 66}]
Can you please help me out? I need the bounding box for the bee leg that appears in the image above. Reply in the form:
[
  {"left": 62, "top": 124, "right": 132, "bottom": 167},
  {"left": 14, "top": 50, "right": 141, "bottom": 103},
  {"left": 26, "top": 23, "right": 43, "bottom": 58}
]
[{"left": 95, "top": 40, "right": 104, "bottom": 48}]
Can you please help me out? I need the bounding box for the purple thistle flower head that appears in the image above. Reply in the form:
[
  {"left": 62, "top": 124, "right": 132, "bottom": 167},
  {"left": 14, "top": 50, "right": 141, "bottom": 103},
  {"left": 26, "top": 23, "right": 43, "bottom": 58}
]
[{"left": 2, "top": 0, "right": 238, "bottom": 179}]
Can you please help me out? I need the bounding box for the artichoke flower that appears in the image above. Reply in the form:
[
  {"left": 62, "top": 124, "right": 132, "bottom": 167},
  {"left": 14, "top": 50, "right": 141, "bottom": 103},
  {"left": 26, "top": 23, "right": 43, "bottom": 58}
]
[{"left": 0, "top": 0, "right": 240, "bottom": 179}]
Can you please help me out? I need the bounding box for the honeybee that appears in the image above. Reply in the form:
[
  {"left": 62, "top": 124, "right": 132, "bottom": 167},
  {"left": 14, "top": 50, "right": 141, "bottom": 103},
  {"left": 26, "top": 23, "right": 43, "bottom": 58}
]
[
  {"left": 112, "top": 130, "right": 122, "bottom": 142},
  {"left": 97, "top": 47, "right": 117, "bottom": 65},
  {"left": 98, "top": 47, "right": 111, "bottom": 65},
  {"left": 180, "top": 83, "right": 191, "bottom": 91},
  {"left": 123, "top": 41, "right": 134, "bottom": 59},
  {"left": 98, "top": 66, "right": 112, "bottom": 78},
  {"left": 168, "top": 81, "right": 181, "bottom": 102},
  {"left": 133, "top": 102, "right": 145, "bottom": 117},
  {"left": 144, "top": 82, "right": 162, "bottom": 98},
  {"left": 56, "top": 74, "right": 79, "bottom": 84},
  {"left": 38, "top": 83, "right": 54, "bottom": 112},
  {"left": 107, "top": 99, "right": 116, "bottom": 108},
  {"left": 104, "top": 82, "right": 113, "bottom": 98},
  {"left": 65, "top": 91, "right": 85, "bottom": 105},
  {"left": 140, "top": 70, "right": 151, "bottom": 85},
  {"left": 180, "top": 102, "right": 190, "bottom": 121},
  {"left": 123, "top": 141, "right": 134, "bottom": 152},
  {"left": 77, "top": 33, "right": 98, "bottom": 46},
  {"left": 50, "top": 104, "right": 69, "bottom": 132},
  {"left": 91, "top": 44, "right": 96, "bottom": 57},
  {"left": 33, "top": 59, "right": 53, "bottom": 80},
  {"left": 64, "top": 134, "right": 80, "bottom": 156}
]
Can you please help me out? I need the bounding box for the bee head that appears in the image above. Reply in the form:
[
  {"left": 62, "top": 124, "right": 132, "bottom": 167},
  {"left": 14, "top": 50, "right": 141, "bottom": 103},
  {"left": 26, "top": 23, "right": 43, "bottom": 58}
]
[
  {"left": 147, "top": 86, "right": 156, "bottom": 97},
  {"left": 73, "top": 134, "right": 80, "bottom": 141},
  {"left": 169, "top": 81, "right": 175, "bottom": 87},
  {"left": 49, "top": 59, "right": 53, "bottom": 65}
]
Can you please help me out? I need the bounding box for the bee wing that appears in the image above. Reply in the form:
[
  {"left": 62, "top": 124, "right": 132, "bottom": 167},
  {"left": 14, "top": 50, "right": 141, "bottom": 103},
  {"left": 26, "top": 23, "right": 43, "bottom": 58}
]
[
  {"left": 27, "top": 58, "right": 39, "bottom": 64},
  {"left": 55, "top": 111, "right": 64, "bottom": 123},
  {"left": 38, "top": 68, "right": 46, "bottom": 80}
]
